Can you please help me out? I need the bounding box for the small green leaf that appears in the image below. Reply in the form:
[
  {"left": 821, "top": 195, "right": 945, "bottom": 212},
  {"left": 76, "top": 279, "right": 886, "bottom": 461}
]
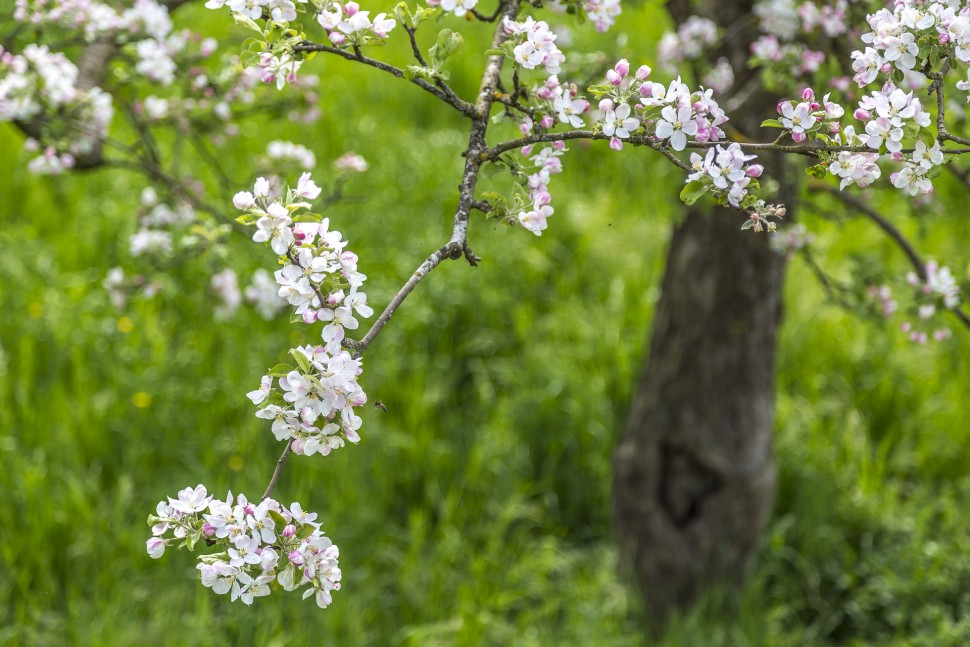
[
  {"left": 761, "top": 118, "right": 784, "bottom": 129},
  {"left": 429, "top": 28, "right": 463, "bottom": 69},
  {"left": 806, "top": 163, "right": 828, "bottom": 179},
  {"left": 290, "top": 349, "right": 311, "bottom": 373},
  {"left": 680, "top": 180, "right": 709, "bottom": 206},
  {"left": 232, "top": 12, "right": 265, "bottom": 35},
  {"left": 741, "top": 218, "right": 757, "bottom": 231},
  {"left": 267, "top": 363, "right": 294, "bottom": 377},
  {"left": 297, "top": 523, "right": 317, "bottom": 539},
  {"left": 269, "top": 510, "right": 288, "bottom": 528}
]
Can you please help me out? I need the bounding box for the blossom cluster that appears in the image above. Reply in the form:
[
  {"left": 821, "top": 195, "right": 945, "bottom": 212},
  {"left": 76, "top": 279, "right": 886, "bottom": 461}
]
[
  {"left": 775, "top": 87, "right": 844, "bottom": 143},
  {"left": 867, "top": 284, "right": 899, "bottom": 318},
  {"left": 502, "top": 17, "right": 566, "bottom": 75},
  {"left": 582, "top": 0, "right": 623, "bottom": 33},
  {"left": 266, "top": 140, "right": 317, "bottom": 170},
  {"left": 234, "top": 173, "right": 372, "bottom": 453},
  {"left": 657, "top": 16, "right": 719, "bottom": 72},
  {"left": 754, "top": 0, "right": 848, "bottom": 41},
  {"left": 899, "top": 261, "right": 961, "bottom": 343},
  {"left": 536, "top": 75, "right": 590, "bottom": 129},
  {"left": 644, "top": 77, "right": 729, "bottom": 151},
  {"left": 855, "top": 1, "right": 970, "bottom": 91},
  {"left": 515, "top": 139, "right": 566, "bottom": 236},
  {"left": 687, "top": 144, "right": 766, "bottom": 210},
  {"left": 129, "top": 188, "right": 196, "bottom": 258},
  {"left": 147, "top": 485, "right": 341, "bottom": 608},
  {"left": 315, "top": 1, "right": 396, "bottom": 47},
  {"left": 248, "top": 344, "right": 367, "bottom": 456},
  {"left": 14, "top": 0, "right": 173, "bottom": 40},
  {"left": 426, "top": 0, "right": 479, "bottom": 18},
  {"left": 0, "top": 44, "right": 113, "bottom": 173}
]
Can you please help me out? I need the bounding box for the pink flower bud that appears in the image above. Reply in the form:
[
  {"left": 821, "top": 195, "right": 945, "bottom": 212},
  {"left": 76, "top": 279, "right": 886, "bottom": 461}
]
[
  {"left": 880, "top": 62, "right": 892, "bottom": 74},
  {"left": 792, "top": 131, "right": 806, "bottom": 143},
  {"left": 540, "top": 115, "right": 555, "bottom": 129},
  {"left": 147, "top": 537, "right": 165, "bottom": 559},
  {"left": 534, "top": 191, "right": 552, "bottom": 207},
  {"left": 606, "top": 70, "right": 622, "bottom": 86},
  {"left": 890, "top": 152, "right": 903, "bottom": 162},
  {"left": 635, "top": 65, "right": 651, "bottom": 81},
  {"left": 329, "top": 32, "right": 345, "bottom": 46},
  {"left": 639, "top": 83, "right": 652, "bottom": 97},
  {"left": 746, "top": 164, "right": 764, "bottom": 178},
  {"left": 203, "top": 522, "right": 216, "bottom": 537},
  {"left": 283, "top": 524, "right": 297, "bottom": 538},
  {"left": 901, "top": 321, "right": 912, "bottom": 332},
  {"left": 519, "top": 122, "right": 531, "bottom": 136},
  {"left": 854, "top": 108, "right": 870, "bottom": 120},
  {"left": 939, "top": 33, "right": 950, "bottom": 44},
  {"left": 520, "top": 145, "right": 533, "bottom": 156},
  {"left": 776, "top": 101, "right": 785, "bottom": 115},
  {"left": 599, "top": 98, "right": 614, "bottom": 112},
  {"left": 609, "top": 137, "right": 623, "bottom": 151},
  {"left": 801, "top": 87, "right": 815, "bottom": 101},
  {"left": 344, "top": 1, "right": 359, "bottom": 15},
  {"left": 614, "top": 59, "right": 630, "bottom": 77},
  {"left": 302, "top": 309, "right": 318, "bottom": 324},
  {"left": 552, "top": 140, "right": 565, "bottom": 151},
  {"left": 289, "top": 550, "right": 305, "bottom": 566}
]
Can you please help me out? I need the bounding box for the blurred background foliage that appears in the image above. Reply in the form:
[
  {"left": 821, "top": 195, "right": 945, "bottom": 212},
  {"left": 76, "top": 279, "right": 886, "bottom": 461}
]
[{"left": 2, "top": 1, "right": 970, "bottom": 645}]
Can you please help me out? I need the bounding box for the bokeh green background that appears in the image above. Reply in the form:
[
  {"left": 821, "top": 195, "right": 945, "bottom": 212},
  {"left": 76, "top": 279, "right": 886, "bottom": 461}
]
[{"left": 3, "top": 2, "right": 970, "bottom": 645}]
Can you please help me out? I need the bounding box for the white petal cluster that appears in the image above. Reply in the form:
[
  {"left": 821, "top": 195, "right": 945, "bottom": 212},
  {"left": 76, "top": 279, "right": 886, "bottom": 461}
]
[
  {"left": 250, "top": 344, "right": 367, "bottom": 455},
  {"left": 235, "top": 172, "right": 373, "bottom": 454},
  {"left": 148, "top": 486, "right": 341, "bottom": 609},
  {"left": 0, "top": 44, "right": 114, "bottom": 173},
  {"left": 687, "top": 143, "right": 761, "bottom": 208},
  {"left": 581, "top": 0, "right": 622, "bottom": 33},
  {"left": 891, "top": 140, "right": 945, "bottom": 196},
  {"left": 14, "top": 0, "right": 173, "bottom": 40},
  {"left": 503, "top": 17, "right": 566, "bottom": 75},
  {"left": 656, "top": 16, "right": 719, "bottom": 71},
  {"left": 266, "top": 140, "right": 317, "bottom": 170},
  {"left": 854, "top": 1, "right": 970, "bottom": 91},
  {"left": 314, "top": 1, "right": 396, "bottom": 46},
  {"left": 641, "top": 77, "right": 728, "bottom": 150}
]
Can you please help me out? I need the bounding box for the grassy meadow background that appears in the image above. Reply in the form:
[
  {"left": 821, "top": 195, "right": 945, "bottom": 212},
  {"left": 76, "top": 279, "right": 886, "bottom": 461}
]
[{"left": 3, "top": 2, "right": 970, "bottom": 645}]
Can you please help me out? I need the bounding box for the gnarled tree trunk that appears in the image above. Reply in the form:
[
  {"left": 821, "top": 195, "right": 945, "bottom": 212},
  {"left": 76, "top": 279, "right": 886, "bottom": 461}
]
[{"left": 612, "top": 0, "right": 795, "bottom": 620}]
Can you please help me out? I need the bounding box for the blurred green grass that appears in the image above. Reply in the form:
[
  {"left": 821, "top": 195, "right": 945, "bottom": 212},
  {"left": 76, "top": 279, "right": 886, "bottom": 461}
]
[{"left": 3, "top": 2, "right": 970, "bottom": 645}]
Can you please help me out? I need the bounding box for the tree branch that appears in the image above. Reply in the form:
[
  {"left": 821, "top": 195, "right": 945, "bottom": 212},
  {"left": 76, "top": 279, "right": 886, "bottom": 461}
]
[
  {"left": 292, "top": 41, "right": 476, "bottom": 117},
  {"left": 261, "top": 442, "right": 292, "bottom": 501},
  {"left": 350, "top": 0, "right": 520, "bottom": 357},
  {"left": 814, "top": 182, "right": 970, "bottom": 330}
]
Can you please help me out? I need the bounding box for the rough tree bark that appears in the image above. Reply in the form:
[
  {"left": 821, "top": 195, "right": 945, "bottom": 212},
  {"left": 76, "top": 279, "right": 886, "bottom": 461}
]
[{"left": 612, "top": 0, "right": 796, "bottom": 620}]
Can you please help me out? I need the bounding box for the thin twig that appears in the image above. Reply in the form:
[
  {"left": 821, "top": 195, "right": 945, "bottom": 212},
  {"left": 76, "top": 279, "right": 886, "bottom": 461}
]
[
  {"left": 261, "top": 442, "right": 292, "bottom": 501},
  {"left": 814, "top": 182, "right": 970, "bottom": 331},
  {"left": 292, "top": 41, "right": 476, "bottom": 117}
]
